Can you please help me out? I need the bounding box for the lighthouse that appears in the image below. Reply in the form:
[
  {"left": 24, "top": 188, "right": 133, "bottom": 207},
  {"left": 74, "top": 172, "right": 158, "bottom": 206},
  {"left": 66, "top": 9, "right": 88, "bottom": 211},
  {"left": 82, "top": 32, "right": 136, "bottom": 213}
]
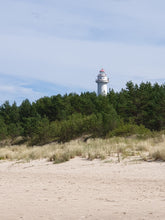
[{"left": 96, "top": 69, "right": 109, "bottom": 96}]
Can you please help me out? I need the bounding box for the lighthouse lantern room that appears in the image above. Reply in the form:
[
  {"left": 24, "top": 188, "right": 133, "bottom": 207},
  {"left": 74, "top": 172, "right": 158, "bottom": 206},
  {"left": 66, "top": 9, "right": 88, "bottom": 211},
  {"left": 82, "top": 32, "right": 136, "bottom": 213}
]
[{"left": 96, "top": 69, "right": 109, "bottom": 96}]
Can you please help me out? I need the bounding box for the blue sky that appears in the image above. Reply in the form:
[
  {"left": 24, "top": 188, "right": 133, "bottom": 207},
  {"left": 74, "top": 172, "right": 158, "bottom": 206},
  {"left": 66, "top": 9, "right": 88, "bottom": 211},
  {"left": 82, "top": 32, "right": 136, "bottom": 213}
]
[{"left": 0, "top": 0, "right": 165, "bottom": 105}]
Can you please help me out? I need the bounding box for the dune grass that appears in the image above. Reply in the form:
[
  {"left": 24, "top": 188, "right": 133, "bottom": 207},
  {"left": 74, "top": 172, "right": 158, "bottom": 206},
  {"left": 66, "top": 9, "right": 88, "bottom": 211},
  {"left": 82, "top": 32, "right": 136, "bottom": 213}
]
[{"left": 0, "top": 133, "right": 165, "bottom": 163}]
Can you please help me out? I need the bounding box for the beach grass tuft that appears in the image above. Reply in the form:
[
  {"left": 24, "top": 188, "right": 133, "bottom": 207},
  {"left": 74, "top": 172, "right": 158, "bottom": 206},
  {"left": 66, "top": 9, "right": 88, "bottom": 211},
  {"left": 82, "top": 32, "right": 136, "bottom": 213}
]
[{"left": 0, "top": 133, "right": 165, "bottom": 163}]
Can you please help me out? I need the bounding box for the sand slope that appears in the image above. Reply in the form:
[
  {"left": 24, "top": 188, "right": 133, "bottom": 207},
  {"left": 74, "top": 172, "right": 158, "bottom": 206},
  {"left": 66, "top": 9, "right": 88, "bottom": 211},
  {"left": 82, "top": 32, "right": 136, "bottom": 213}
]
[{"left": 0, "top": 158, "right": 165, "bottom": 220}]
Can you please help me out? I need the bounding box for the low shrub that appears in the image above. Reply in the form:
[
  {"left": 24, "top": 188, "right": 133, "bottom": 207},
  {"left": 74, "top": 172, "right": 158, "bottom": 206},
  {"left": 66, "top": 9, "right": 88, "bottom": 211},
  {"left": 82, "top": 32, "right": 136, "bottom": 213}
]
[
  {"left": 49, "top": 152, "right": 70, "bottom": 164},
  {"left": 109, "top": 123, "right": 151, "bottom": 138},
  {"left": 150, "top": 149, "right": 165, "bottom": 161}
]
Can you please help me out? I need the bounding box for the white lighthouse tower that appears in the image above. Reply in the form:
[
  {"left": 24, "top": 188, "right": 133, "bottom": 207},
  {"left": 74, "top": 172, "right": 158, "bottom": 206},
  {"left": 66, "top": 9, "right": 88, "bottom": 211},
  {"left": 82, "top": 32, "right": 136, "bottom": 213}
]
[{"left": 96, "top": 68, "right": 109, "bottom": 96}]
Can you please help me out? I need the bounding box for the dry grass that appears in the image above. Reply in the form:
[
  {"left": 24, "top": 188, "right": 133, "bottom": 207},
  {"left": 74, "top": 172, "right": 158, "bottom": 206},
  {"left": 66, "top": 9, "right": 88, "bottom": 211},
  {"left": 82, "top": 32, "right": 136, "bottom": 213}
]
[{"left": 0, "top": 134, "right": 165, "bottom": 163}]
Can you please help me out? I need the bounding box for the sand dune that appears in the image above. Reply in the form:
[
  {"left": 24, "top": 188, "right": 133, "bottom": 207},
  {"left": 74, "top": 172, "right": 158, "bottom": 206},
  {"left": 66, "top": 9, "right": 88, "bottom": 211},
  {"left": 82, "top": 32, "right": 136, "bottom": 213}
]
[{"left": 0, "top": 158, "right": 165, "bottom": 220}]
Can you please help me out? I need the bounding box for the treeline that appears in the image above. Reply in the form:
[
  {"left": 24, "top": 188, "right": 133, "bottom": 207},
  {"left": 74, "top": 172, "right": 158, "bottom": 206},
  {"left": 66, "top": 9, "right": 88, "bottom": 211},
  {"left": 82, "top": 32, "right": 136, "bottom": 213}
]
[
  {"left": 0, "top": 81, "right": 165, "bottom": 145},
  {"left": 109, "top": 81, "right": 165, "bottom": 130}
]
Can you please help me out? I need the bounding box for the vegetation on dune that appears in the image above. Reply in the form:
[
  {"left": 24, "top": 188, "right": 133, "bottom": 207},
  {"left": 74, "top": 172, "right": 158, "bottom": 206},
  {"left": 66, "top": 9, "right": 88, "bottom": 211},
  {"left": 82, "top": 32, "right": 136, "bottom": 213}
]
[
  {"left": 0, "top": 81, "right": 165, "bottom": 163},
  {"left": 0, "top": 135, "right": 165, "bottom": 162},
  {"left": 0, "top": 92, "right": 120, "bottom": 145}
]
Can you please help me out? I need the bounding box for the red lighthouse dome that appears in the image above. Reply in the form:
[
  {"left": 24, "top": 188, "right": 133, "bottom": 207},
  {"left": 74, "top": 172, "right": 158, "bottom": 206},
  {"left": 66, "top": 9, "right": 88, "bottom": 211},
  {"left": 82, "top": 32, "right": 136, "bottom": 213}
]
[{"left": 100, "top": 68, "right": 105, "bottom": 72}]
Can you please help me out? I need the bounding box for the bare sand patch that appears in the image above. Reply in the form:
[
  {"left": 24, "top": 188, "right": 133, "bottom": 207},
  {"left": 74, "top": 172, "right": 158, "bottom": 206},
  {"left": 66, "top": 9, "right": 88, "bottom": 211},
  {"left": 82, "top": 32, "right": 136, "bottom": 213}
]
[{"left": 0, "top": 158, "right": 165, "bottom": 220}]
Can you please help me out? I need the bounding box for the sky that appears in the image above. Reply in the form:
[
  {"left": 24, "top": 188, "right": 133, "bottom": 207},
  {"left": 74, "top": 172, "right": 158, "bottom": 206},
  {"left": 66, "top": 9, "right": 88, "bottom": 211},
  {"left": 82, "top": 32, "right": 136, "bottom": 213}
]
[{"left": 0, "top": 0, "right": 165, "bottom": 105}]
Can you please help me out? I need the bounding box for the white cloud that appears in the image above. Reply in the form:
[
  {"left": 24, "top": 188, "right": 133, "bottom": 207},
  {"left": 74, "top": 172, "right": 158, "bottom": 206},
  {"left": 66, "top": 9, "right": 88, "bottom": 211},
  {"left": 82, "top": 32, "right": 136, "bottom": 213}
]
[
  {"left": 0, "top": 0, "right": 165, "bottom": 103},
  {"left": 0, "top": 83, "right": 43, "bottom": 105},
  {"left": 0, "top": 34, "right": 164, "bottom": 89},
  {"left": 1, "top": 0, "right": 165, "bottom": 43}
]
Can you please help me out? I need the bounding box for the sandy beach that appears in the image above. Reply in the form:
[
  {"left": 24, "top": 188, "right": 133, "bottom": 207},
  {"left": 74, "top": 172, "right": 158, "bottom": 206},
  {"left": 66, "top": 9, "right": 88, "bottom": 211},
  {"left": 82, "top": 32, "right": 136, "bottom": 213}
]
[{"left": 0, "top": 158, "right": 165, "bottom": 220}]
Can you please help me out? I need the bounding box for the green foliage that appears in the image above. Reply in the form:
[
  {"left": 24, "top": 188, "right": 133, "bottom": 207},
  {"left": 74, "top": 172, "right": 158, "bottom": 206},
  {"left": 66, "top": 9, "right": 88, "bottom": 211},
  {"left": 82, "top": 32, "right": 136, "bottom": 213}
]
[
  {"left": 102, "top": 105, "right": 120, "bottom": 135},
  {"left": 28, "top": 117, "right": 51, "bottom": 145},
  {"left": 19, "top": 99, "right": 34, "bottom": 120},
  {"left": 109, "top": 81, "right": 165, "bottom": 131},
  {"left": 1, "top": 81, "right": 165, "bottom": 145},
  {"left": 109, "top": 122, "right": 151, "bottom": 138},
  {"left": 0, "top": 117, "right": 8, "bottom": 140},
  {"left": 7, "top": 123, "right": 24, "bottom": 140},
  {"left": 22, "top": 116, "right": 40, "bottom": 137}
]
